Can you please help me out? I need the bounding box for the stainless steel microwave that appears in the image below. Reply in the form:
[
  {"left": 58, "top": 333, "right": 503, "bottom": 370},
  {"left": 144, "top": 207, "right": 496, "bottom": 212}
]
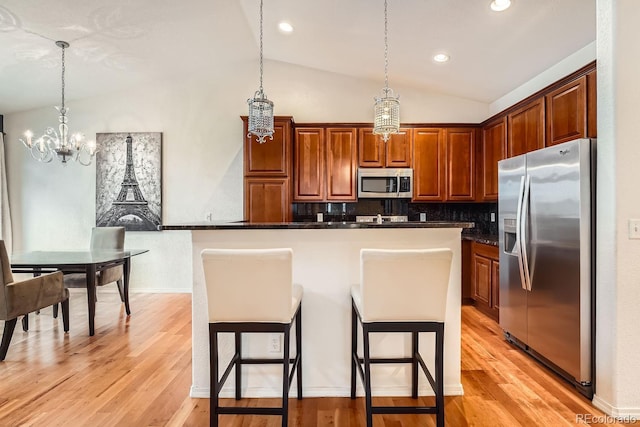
[{"left": 357, "top": 168, "right": 413, "bottom": 198}]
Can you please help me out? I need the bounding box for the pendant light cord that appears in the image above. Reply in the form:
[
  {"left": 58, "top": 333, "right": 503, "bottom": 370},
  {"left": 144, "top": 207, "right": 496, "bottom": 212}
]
[
  {"left": 384, "top": 0, "right": 389, "bottom": 91},
  {"left": 259, "top": 0, "right": 264, "bottom": 93}
]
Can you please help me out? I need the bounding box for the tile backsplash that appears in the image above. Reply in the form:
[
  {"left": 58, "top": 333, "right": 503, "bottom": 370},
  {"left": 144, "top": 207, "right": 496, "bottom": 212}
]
[{"left": 292, "top": 200, "right": 498, "bottom": 236}]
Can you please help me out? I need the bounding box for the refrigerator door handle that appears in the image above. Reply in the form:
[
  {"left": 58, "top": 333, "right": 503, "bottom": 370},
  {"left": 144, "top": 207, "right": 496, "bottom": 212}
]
[
  {"left": 515, "top": 176, "right": 527, "bottom": 290},
  {"left": 521, "top": 174, "right": 532, "bottom": 291}
]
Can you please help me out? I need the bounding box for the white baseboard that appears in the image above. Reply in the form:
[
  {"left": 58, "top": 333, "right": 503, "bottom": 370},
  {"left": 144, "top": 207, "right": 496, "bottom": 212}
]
[
  {"left": 76, "top": 288, "right": 192, "bottom": 294},
  {"left": 190, "top": 384, "right": 464, "bottom": 399},
  {"left": 592, "top": 394, "right": 640, "bottom": 420},
  {"left": 129, "top": 288, "right": 192, "bottom": 294}
]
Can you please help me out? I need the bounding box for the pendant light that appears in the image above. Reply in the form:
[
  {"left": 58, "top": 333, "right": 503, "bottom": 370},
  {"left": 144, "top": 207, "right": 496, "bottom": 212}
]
[
  {"left": 247, "top": 0, "right": 274, "bottom": 144},
  {"left": 373, "top": 0, "right": 400, "bottom": 142}
]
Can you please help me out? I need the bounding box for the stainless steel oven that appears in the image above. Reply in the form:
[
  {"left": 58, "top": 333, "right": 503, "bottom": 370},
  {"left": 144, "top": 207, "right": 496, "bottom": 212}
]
[{"left": 357, "top": 168, "right": 413, "bottom": 198}]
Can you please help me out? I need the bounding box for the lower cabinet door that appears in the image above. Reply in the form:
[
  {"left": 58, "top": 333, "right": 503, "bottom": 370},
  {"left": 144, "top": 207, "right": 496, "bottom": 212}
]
[
  {"left": 244, "top": 178, "right": 290, "bottom": 223},
  {"left": 473, "top": 254, "right": 492, "bottom": 306}
]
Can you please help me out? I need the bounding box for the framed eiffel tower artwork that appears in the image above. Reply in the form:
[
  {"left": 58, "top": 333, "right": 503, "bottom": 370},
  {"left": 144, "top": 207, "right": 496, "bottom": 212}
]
[{"left": 95, "top": 132, "right": 162, "bottom": 231}]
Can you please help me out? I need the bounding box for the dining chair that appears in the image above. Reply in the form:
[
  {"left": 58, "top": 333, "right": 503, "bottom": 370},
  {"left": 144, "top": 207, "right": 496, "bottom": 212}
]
[
  {"left": 350, "top": 248, "right": 453, "bottom": 427},
  {"left": 59, "top": 227, "right": 128, "bottom": 314},
  {"left": 202, "top": 248, "right": 303, "bottom": 427},
  {"left": 0, "top": 240, "right": 69, "bottom": 361}
]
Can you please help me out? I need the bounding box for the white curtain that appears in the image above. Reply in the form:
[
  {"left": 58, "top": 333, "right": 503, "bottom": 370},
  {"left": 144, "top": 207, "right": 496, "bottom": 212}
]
[{"left": 0, "top": 133, "right": 12, "bottom": 254}]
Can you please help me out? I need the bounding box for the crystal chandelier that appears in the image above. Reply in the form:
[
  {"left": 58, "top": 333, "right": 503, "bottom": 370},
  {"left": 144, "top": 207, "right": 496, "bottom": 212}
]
[
  {"left": 247, "top": 0, "right": 274, "bottom": 144},
  {"left": 373, "top": 0, "right": 400, "bottom": 142},
  {"left": 19, "top": 41, "right": 96, "bottom": 165}
]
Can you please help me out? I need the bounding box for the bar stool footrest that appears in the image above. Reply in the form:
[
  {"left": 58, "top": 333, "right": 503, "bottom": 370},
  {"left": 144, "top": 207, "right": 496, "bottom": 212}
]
[{"left": 217, "top": 406, "right": 287, "bottom": 416}]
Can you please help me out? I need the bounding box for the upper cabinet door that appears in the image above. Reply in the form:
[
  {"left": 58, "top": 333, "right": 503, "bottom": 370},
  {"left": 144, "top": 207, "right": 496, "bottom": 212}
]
[
  {"left": 294, "top": 127, "right": 325, "bottom": 201},
  {"left": 243, "top": 117, "right": 292, "bottom": 176},
  {"left": 480, "top": 118, "right": 506, "bottom": 201},
  {"left": 326, "top": 128, "right": 357, "bottom": 201},
  {"left": 413, "top": 128, "right": 445, "bottom": 201},
  {"left": 358, "top": 128, "right": 412, "bottom": 168},
  {"left": 385, "top": 129, "right": 412, "bottom": 167},
  {"left": 446, "top": 128, "right": 476, "bottom": 201},
  {"left": 545, "top": 75, "right": 587, "bottom": 147},
  {"left": 507, "top": 98, "right": 545, "bottom": 158},
  {"left": 358, "top": 128, "right": 384, "bottom": 167}
]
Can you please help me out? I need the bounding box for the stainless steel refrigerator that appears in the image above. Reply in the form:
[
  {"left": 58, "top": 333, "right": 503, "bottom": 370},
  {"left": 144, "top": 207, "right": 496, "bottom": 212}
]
[{"left": 498, "top": 138, "right": 595, "bottom": 398}]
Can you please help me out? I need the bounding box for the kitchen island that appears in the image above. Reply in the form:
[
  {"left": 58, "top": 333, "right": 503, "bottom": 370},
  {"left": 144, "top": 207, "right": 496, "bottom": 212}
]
[{"left": 162, "top": 221, "right": 473, "bottom": 399}]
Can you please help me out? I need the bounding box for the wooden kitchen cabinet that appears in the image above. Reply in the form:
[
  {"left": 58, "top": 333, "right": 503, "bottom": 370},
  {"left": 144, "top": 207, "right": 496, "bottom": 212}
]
[
  {"left": 326, "top": 128, "right": 357, "bottom": 201},
  {"left": 358, "top": 128, "right": 412, "bottom": 168},
  {"left": 293, "top": 127, "right": 325, "bottom": 201},
  {"left": 507, "top": 97, "right": 545, "bottom": 158},
  {"left": 446, "top": 128, "right": 476, "bottom": 201},
  {"left": 587, "top": 70, "right": 597, "bottom": 138},
  {"left": 243, "top": 117, "right": 292, "bottom": 176},
  {"left": 413, "top": 128, "right": 446, "bottom": 201},
  {"left": 293, "top": 127, "right": 357, "bottom": 201},
  {"left": 545, "top": 75, "right": 587, "bottom": 147},
  {"left": 242, "top": 116, "right": 293, "bottom": 222},
  {"left": 412, "top": 127, "right": 475, "bottom": 201},
  {"left": 479, "top": 117, "right": 506, "bottom": 201},
  {"left": 244, "top": 178, "right": 290, "bottom": 222},
  {"left": 472, "top": 242, "right": 500, "bottom": 321}
]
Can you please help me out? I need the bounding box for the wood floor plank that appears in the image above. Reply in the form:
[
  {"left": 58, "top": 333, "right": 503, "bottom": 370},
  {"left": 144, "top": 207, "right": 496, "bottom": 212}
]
[{"left": 0, "top": 292, "right": 618, "bottom": 426}]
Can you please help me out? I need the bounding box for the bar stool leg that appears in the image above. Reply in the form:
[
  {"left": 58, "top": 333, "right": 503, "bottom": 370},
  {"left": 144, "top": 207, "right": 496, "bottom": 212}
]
[
  {"left": 436, "top": 326, "right": 445, "bottom": 427},
  {"left": 235, "top": 332, "right": 242, "bottom": 400},
  {"left": 282, "top": 328, "right": 291, "bottom": 427},
  {"left": 412, "top": 331, "right": 419, "bottom": 399},
  {"left": 350, "top": 301, "right": 357, "bottom": 399},
  {"left": 209, "top": 326, "right": 219, "bottom": 427},
  {"left": 296, "top": 306, "right": 303, "bottom": 399},
  {"left": 363, "top": 325, "right": 373, "bottom": 427}
]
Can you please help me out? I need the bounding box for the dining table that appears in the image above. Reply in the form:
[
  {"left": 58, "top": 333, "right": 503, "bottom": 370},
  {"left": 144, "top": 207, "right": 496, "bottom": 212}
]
[{"left": 10, "top": 249, "right": 148, "bottom": 336}]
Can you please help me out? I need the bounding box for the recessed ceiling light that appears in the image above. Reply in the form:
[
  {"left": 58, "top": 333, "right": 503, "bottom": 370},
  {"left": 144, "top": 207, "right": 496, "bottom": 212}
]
[
  {"left": 490, "top": 0, "right": 511, "bottom": 12},
  {"left": 278, "top": 22, "right": 294, "bottom": 33},
  {"left": 433, "top": 53, "right": 450, "bottom": 63}
]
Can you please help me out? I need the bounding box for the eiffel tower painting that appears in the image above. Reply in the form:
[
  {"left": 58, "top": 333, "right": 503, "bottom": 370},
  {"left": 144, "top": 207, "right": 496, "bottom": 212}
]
[{"left": 95, "top": 132, "right": 162, "bottom": 231}]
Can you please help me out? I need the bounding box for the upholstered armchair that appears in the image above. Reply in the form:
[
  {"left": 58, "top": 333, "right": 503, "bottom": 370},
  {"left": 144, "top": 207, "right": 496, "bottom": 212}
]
[{"left": 0, "top": 240, "right": 69, "bottom": 361}]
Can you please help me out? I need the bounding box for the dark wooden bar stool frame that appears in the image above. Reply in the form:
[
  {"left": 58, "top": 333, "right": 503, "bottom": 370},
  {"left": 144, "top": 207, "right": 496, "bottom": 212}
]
[
  {"left": 209, "top": 304, "right": 302, "bottom": 427},
  {"left": 350, "top": 298, "right": 445, "bottom": 427}
]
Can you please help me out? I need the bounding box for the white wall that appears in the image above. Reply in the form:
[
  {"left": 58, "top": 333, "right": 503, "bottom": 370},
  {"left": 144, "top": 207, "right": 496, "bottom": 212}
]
[
  {"left": 593, "top": 0, "right": 640, "bottom": 418},
  {"left": 490, "top": 41, "right": 597, "bottom": 116},
  {"left": 4, "top": 60, "right": 488, "bottom": 293}
]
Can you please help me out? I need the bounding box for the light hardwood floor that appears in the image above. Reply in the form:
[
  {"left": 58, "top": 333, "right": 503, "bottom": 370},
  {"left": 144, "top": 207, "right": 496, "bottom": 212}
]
[{"left": 0, "top": 291, "right": 616, "bottom": 426}]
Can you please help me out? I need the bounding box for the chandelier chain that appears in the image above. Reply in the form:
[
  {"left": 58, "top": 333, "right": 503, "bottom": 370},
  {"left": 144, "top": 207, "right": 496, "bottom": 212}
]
[
  {"left": 384, "top": 0, "right": 389, "bottom": 91},
  {"left": 259, "top": 0, "right": 264, "bottom": 93},
  {"left": 61, "top": 43, "right": 66, "bottom": 110}
]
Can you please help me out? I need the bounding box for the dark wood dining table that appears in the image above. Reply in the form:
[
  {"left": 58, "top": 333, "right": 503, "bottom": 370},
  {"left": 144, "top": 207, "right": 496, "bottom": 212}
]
[{"left": 10, "top": 249, "right": 148, "bottom": 336}]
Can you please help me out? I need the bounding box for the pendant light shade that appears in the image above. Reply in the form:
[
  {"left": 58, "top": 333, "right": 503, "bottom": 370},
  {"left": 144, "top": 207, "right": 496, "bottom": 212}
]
[
  {"left": 248, "top": 89, "right": 274, "bottom": 144},
  {"left": 373, "top": 0, "right": 400, "bottom": 142},
  {"left": 247, "top": 0, "right": 274, "bottom": 144}
]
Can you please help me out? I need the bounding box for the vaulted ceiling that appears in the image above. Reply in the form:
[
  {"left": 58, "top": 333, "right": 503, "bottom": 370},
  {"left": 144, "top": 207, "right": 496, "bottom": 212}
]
[{"left": 0, "top": 0, "right": 595, "bottom": 114}]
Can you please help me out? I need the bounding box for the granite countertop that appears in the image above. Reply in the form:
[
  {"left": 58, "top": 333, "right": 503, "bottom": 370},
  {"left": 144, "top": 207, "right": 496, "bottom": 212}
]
[
  {"left": 462, "top": 233, "right": 499, "bottom": 246},
  {"left": 161, "top": 221, "right": 475, "bottom": 231}
]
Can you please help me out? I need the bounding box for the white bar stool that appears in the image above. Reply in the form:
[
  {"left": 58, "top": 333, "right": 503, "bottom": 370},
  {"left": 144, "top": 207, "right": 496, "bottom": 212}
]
[
  {"left": 201, "top": 248, "right": 303, "bottom": 427},
  {"left": 350, "top": 248, "right": 453, "bottom": 427}
]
